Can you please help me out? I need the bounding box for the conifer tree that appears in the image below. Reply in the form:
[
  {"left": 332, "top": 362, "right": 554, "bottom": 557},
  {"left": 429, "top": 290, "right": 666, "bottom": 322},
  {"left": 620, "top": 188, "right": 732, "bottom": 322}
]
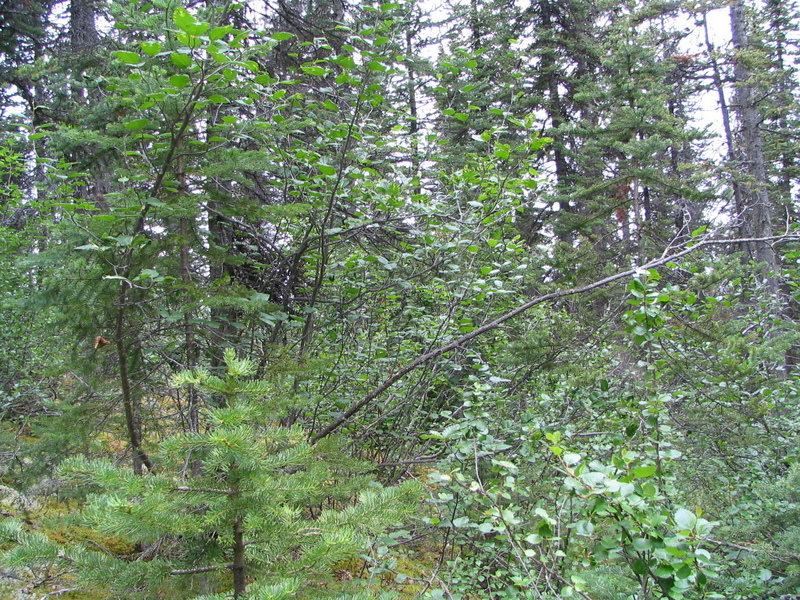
[{"left": 1, "top": 349, "right": 420, "bottom": 599}]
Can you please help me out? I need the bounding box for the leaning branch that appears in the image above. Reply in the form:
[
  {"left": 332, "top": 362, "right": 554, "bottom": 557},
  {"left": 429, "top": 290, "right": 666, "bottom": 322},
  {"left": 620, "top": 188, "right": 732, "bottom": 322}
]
[{"left": 311, "top": 234, "right": 799, "bottom": 442}]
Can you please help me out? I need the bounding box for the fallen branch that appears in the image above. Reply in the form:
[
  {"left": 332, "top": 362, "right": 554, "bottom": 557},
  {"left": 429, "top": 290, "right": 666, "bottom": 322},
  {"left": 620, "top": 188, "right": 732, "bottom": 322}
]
[{"left": 311, "top": 234, "right": 799, "bottom": 442}]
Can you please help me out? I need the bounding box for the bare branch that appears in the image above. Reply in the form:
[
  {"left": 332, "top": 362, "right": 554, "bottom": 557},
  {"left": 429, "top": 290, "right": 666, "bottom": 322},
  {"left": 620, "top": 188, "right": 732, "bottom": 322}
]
[
  {"left": 311, "top": 234, "right": 800, "bottom": 442},
  {"left": 170, "top": 564, "right": 231, "bottom": 575}
]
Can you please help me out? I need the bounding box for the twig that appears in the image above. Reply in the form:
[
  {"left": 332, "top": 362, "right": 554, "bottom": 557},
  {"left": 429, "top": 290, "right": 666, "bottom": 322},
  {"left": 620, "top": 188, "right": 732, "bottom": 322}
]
[{"left": 170, "top": 564, "right": 231, "bottom": 575}]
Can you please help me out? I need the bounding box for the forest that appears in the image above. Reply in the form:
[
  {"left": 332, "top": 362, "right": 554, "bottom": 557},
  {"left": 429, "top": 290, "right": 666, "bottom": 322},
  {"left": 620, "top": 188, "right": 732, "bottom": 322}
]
[{"left": 0, "top": 0, "right": 798, "bottom": 598}]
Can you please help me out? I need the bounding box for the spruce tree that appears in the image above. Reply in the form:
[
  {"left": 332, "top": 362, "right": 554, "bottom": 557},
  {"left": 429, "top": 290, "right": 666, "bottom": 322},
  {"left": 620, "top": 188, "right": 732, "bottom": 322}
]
[{"left": 1, "top": 349, "right": 420, "bottom": 599}]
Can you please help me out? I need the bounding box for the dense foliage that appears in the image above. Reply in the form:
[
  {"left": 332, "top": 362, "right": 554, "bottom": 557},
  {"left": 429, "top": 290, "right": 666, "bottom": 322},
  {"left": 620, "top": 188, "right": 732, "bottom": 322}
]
[{"left": 0, "top": 0, "right": 799, "bottom": 599}]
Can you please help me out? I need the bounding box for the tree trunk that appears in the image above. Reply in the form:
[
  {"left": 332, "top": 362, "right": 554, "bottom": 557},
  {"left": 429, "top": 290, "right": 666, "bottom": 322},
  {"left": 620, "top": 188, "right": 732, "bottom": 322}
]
[
  {"left": 230, "top": 476, "right": 246, "bottom": 598},
  {"left": 114, "top": 290, "right": 154, "bottom": 475},
  {"left": 729, "top": 2, "right": 777, "bottom": 284},
  {"left": 69, "top": 0, "right": 97, "bottom": 51}
]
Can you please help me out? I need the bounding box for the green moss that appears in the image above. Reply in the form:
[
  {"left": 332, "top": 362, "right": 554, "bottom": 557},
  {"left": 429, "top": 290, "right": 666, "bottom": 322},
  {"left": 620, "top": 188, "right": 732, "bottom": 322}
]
[{"left": 45, "top": 525, "right": 137, "bottom": 556}]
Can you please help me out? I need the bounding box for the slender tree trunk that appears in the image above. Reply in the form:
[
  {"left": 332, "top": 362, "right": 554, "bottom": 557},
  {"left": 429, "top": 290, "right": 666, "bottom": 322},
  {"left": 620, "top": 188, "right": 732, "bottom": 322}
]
[
  {"left": 406, "top": 29, "right": 420, "bottom": 196},
  {"left": 730, "top": 2, "right": 777, "bottom": 283},
  {"left": 114, "top": 287, "right": 154, "bottom": 475},
  {"left": 230, "top": 477, "right": 246, "bottom": 598},
  {"left": 702, "top": 12, "right": 745, "bottom": 235},
  {"left": 177, "top": 160, "right": 199, "bottom": 436}
]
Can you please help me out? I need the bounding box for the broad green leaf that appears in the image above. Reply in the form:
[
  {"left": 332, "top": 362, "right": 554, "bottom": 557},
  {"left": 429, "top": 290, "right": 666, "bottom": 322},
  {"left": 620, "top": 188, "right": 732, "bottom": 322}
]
[
  {"left": 632, "top": 537, "right": 652, "bottom": 551},
  {"left": 632, "top": 558, "right": 649, "bottom": 575},
  {"left": 653, "top": 565, "right": 674, "bottom": 578},
  {"left": 141, "top": 42, "right": 162, "bottom": 56},
  {"left": 318, "top": 164, "right": 336, "bottom": 176},
  {"left": 632, "top": 465, "right": 657, "bottom": 478},
  {"left": 674, "top": 508, "right": 697, "bottom": 530},
  {"left": 302, "top": 66, "right": 328, "bottom": 77},
  {"left": 113, "top": 51, "right": 143, "bottom": 65},
  {"left": 525, "top": 534, "right": 542, "bottom": 545},
  {"left": 113, "top": 235, "right": 134, "bottom": 246},
  {"left": 173, "top": 6, "right": 208, "bottom": 35},
  {"left": 169, "top": 74, "right": 191, "bottom": 88},
  {"left": 209, "top": 26, "right": 233, "bottom": 40},
  {"left": 574, "top": 520, "right": 594, "bottom": 536},
  {"left": 676, "top": 564, "right": 693, "bottom": 579},
  {"left": 124, "top": 118, "right": 150, "bottom": 129},
  {"left": 171, "top": 53, "right": 192, "bottom": 68},
  {"left": 271, "top": 32, "right": 294, "bottom": 41}
]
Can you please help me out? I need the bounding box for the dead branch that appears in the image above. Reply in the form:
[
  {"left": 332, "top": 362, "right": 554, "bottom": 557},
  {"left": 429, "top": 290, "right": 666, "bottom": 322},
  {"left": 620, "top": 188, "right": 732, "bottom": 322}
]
[{"left": 311, "top": 234, "right": 800, "bottom": 442}]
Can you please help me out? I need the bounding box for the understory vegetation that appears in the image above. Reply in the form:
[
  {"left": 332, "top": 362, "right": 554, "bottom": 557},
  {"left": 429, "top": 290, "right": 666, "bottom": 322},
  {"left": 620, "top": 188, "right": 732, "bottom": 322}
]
[{"left": 0, "top": 0, "right": 799, "bottom": 598}]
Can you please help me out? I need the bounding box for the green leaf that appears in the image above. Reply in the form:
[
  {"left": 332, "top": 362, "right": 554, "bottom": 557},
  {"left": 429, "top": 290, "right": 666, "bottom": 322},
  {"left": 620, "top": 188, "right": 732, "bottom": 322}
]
[
  {"left": 302, "top": 66, "right": 328, "bottom": 77},
  {"left": 173, "top": 6, "right": 208, "bottom": 35},
  {"left": 207, "top": 95, "right": 227, "bottom": 103},
  {"left": 632, "top": 537, "right": 652, "bottom": 551},
  {"left": 141, "top": 42, "right": 162, "bottom": 56},
  {"left": 124, "top": 118, "right": 150, "bottom": 129},
  {"left": 173, "top": 6, "right": 194, "bottom": 30},
  {"left": 632, "top": 558, "right": 649, "bottom": 575},
  {"left": 168, "top": 74, "right": 191, "bottom": 88},
  {"left": 209, "top": 26, "right": 233, "bottom": 40},
  {"left": 171, "top": 53, "right": 192, "bottom": 68},
  {"left": 653, "top": 565, "right": 674, "bottom": 578},
  {"left": 691, "top": 225, "right": 707, "bottom": 237},
  {"left": 113, "top": 51, "right": 144, "bottom": 65},
  {"left": 632, "top": 465, "right": 656, "bottom": 478},
  {"left": 674, "top": 508, "right": 697, "bottom": 530},
  {"left": 271, "top": 32, "right": 294, "bottom": 41},
  {"left": 318, "top": 164, "right": 336, "bottom": 176},
  {"left": 574, "top": 520, "right": 594, "bottom": 536},
  {"left": 113, "top": 235, "right": 134, "bottom": 247},
  {"left": 525, "top": 533, "right": 542, "bottom": 545}
]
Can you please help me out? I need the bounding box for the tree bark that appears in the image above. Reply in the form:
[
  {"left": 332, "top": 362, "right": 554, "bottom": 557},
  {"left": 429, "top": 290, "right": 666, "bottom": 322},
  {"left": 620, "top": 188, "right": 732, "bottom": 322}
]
[{"left": 729, "top": 2, "right": 777, "bottom": 286}]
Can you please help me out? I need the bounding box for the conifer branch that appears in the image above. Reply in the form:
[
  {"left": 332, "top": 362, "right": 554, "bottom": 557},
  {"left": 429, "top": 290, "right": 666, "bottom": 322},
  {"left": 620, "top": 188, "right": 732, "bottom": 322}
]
[
  {"left": 172, "top": 486, "right": 233, "bottom": 495},
  {"left": 311, "top": 233, "right": 800, "bottom": 442}
]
